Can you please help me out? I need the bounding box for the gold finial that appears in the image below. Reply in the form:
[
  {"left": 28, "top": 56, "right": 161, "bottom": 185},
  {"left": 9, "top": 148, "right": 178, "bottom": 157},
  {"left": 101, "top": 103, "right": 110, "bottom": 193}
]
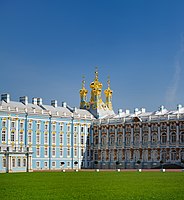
[
  {"left": 82, "top": 75, "right": 85, "bottom": 88},
  {"left": 95, "top": 66, "right": 98, "bottom": 81},
  {"left": 107, "top": 76, "right": 110, "bottom": 88}
]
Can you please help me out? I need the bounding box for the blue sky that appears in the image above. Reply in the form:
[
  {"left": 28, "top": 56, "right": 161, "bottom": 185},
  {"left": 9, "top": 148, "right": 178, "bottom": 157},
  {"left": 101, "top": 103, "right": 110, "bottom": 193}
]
[{"left": 0, "top": 0, "right": 184, "bottom": 113}]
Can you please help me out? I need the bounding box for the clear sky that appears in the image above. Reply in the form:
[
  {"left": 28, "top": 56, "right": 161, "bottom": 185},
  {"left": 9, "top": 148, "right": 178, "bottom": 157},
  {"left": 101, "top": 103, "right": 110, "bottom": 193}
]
[{"left": 0, "top": 0, "right": 184, "bottom": 113}]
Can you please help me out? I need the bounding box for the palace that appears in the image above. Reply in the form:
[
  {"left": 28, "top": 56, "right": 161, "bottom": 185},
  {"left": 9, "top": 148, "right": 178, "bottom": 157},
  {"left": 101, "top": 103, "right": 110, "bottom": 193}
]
[{"left": 0, "top": 69, "right": 184, "bottom": 172}]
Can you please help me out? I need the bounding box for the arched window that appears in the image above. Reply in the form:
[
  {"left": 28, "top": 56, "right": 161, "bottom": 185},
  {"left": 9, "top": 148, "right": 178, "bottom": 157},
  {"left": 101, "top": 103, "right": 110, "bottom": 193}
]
[
  {"left": 110, "top": 149, "right": 114, "bottom": 161},
  {"left": 101, "top": 151, "right": 105, "bottom": 161},
  {"left": 171, "top": 132, "right": 176, "bottom": 143},
  {"left": 180, "top": 132, "right": 184, "bottom": 143},
  {"left": 134, "top": 134, "right": 139, "bottom": 145},
  {"left": 152, "top": 133, "right": 157, "bottom": 144},
  {"left": 94, "top": 136, "right": 98, "bottom": 145},
  {"left": 101, "top": 135, "right": 106, "bottom": 146},
  {"left": 142, "top": 134, "right": 148, "bottom": 144},
  {"left": 118, "top": 149, "right": 122, "bottom": 161},
  {"left": 117, "top": 134, "right": 123, "bottom": 145},
  {"left": 161, "top": 133, "right": 167, "bottom": 144},
  {"left": 171, "top": 150, "right": 176, "bottom": 161},
  {"left": 109, "top": 135, "right": 115, "bottom": 145},
  {"left": 161, "top": 150, "right": 166, "bottom": 162},
  {"left": 181, "top": 149, "right": 184, "bottom": 161},
  {"left": 125, "top": 134, "right": 131, "bottom": 145}
]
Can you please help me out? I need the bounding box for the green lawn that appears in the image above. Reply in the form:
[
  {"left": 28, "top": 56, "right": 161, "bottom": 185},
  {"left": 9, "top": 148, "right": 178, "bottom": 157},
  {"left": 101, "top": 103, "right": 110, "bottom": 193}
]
[{"left": 0, "top": 171, "right": 184, "bottom": 200}]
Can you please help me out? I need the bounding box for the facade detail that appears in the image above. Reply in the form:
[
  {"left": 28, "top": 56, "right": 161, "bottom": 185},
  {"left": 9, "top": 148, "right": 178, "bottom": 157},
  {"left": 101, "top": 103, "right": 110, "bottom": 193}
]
[
  {"left": 80, "top": 69, "right": 114, "bottom": 118},
  {"left": 0, "top": 70, "right": 184, "bottom": 172}
]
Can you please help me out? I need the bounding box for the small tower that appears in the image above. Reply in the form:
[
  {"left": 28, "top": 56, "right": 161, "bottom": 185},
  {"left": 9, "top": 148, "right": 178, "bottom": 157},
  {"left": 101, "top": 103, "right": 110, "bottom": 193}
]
[
  {"left": 104, "top": 76, "right": 113, "bottom": 110},
  {"left": 79, "top": 76, "right": 88, "bottom": 109}
]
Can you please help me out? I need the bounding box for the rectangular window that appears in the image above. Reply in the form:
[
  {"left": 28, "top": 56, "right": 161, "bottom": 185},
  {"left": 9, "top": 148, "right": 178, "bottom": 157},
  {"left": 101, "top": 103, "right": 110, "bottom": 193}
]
[
  {"left": 81, "top": 127, "right": 84, "bottom": 132},
  {"left": 67, "top": 161, "right": 70, "bottom": 167},
  {"left": 60, "top": 148, "right": 63, "bottom": 157},
  {"left": 20, "top": 122, "right": 24, "bottom": 129},
  {"left": 23, "top": 159, "right": 26, "bottom": 167},
  {"left": 11, "top": 121, "right": 15, "bottom": 128},
  {"left": 36, "top": 147, "right": 40, "bottom": 157},
  {"left": 81, "top": 135, "right": 84, "bottom": 145},
  {"left": 60, "top": 125, "right": 63, "bottom": 131},
  {"left": 37, "top": 123, "right": 40, "bottom": 130},
  {"left": 60, "top": 135, "right": 63, "bottom": 144},
  {"left": 36, "top": 133, "right": 40, "bottom": 144},
  {"left": 88, "top": 127, "right": 90, "bottom": 133},
  {"left": 2, "top": 130, "right": 6, "bottom": 142},
  {"left": 12, "top": 158, "right": 15, "bottom": 167},
  {"left": 52, "top": 134, "right": 56, "bottom": 144},
  {"left": 74, "top": 135, "right": 77, "bottom": 144},
  {"left": 67, "top": 135, "right": 70, "bottom": 144},
  {"left": 19, "top": 132, "right": 23, "bottom": 143},
  {"left": 74, "top": 126, "right": 77, "bottom": 132},
  {"left": 28, "top": 132, "right": 32, "bottom": 143},
  {"left": 36, "top": 161, "right": 40, "bottom": 168},
  {"left": 52, "top": 147, "right": 56, "bottom": 157},
  {"left": 3, "top": 159, "right": 6, "bottom": 168},
  {"left": 44, "top": 134, "right": 48, "bottom": 144},
  {"left": 45, "top": 124, "right": 48, "bottom": 130},
  {"left": 67, "top": 147, "right": 70, "bottom": 157},
  {"left": 81, "top": 148, "right": 84, "bottom": 157},
  {"left": 17, "top": 158, "right": 21, "bottom": 167},
  {"left": 52, "top": 161, "right": 56, "bottom": 167},
  {"left": 44, "top": 162, "right": 48, "bottom": 168},
  {"left": 74, "top": 148, "right": 77, "bottom": 157},
  {"left": 52, "top": 124, "right": 56, "bottom": 131},
  {"left": 67, "top": 126, "right": 70, "bottom": 132},
  {"left": 11, "top": 132, "right": 15, "bottom": 142},
  {"left": 28, "top": 122, "right": 32, "bottom": 129},
  {"left": 44, "top": 147, "right": 48, "bottom": 157},
  {"left": 87, "top": 136, "right": 89, "bottom": 145}
]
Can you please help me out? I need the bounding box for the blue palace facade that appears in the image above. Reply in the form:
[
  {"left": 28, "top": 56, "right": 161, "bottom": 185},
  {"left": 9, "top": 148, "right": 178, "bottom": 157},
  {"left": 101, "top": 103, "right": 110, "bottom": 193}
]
[{"left": 0, "top": 70, "right": 184, "bottom": 172}]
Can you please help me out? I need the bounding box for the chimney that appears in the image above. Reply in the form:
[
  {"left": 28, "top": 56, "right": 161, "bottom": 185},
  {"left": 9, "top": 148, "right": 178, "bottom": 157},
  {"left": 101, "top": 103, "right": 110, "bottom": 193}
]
[
  {"left": 20, "top": 96, "right": 28, "bottom": 105},
  {"left": 1, "top": 94, "right": 10, "bottom": 103},
  {"left": 32, "top": 98, "right": 37, "bottom": 105},
  {"left": 177, "top": 104, "right": 182, "bottom": 112},
  {"left": 51, "top": 100, "right": 57, "bottom": 107},
  {"left": 73, "top": 107, "right": 77, "bottom": 113},
  {"left": 134, "top": 108, "right": 139, "bottom": 115},
  {"left": 125, "top": 109, "right": 130, "bottom": 115},
  {"left": 141, "top": 108, "right": 146, "bottom": 113},
  {"left": 118, "top": 109, "right": 123, "bottom": 115},
  {"left": 62, "top": 102, "right": 67, "bottom": 108},
  {"left": 37, "top": 98, "right": 42, "bottom": 106}
]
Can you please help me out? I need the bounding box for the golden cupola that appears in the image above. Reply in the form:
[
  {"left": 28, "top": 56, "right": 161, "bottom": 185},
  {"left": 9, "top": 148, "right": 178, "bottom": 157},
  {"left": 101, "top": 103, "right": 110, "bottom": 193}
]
[
  {"left": 104, "top": 76, "right": 113, "bottom": 110},
  {"left": 90, "top": 68, "right": 103, "bottom": 104},
  {"left": 79, "top": 76, "right": 88, "bottom": 109}
]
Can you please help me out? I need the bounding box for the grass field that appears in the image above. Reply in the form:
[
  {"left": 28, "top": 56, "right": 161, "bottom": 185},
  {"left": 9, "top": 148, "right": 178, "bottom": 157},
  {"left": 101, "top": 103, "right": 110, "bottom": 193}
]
[{"left": 0, "top": 171, "right": 184, "bottom": 200}]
